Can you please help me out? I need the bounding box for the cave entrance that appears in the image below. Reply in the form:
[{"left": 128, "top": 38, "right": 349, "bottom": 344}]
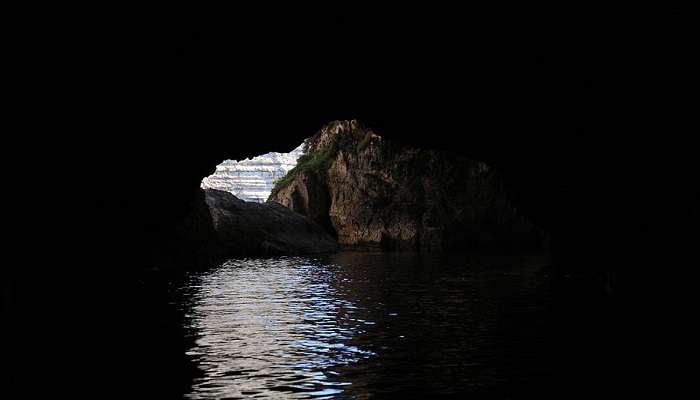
[
  {"left": 199, "top": 139, "right": 338, "bottom": 240},
  {"left": 201, "top": 143, "right": 305, "bottom": 203}
]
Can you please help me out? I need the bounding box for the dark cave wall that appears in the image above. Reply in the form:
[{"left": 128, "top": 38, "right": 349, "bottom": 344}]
[{"left": 6, "top": 9, "right": 697, "bottom": 397}]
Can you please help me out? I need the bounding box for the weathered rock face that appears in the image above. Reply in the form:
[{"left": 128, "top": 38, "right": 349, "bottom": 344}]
[
  {"left": 201, "top": 144, "right": 304, "bottom": 202},
  {"left": 267, "top": 160, "right": 335, "bottom": 237},
  {"left": 177, "top": 189, "right": 338, "bottom": 262},
  {"left": 269, "top": 120, "right": 544, "bottom": 252}
]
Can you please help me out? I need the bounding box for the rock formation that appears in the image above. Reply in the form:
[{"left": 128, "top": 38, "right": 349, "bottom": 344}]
[
  {"left": 194, "top": 189, "right": 338, "bottom": 259},
  {"left": 201, "top": 144, "right": 304, "bottom": 202},
  {"left": 269, "top": 120, "right": 544, "bottom": 252}
]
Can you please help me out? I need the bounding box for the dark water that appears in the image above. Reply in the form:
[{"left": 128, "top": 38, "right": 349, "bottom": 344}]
[{"left": 174, "top": 252, "right": 553, "bottom": 398}]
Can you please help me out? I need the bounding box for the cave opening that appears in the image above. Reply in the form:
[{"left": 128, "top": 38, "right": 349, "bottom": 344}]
[
  {"left": 192, "top": 119, "right": 547, "bottom": 259},
  {"left": 201, "top": 142, "right": 305, "bottom": 203}
]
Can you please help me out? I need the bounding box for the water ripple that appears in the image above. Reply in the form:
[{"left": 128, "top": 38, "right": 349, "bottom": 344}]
[
  {"left": 177, "top": 252, "right": 551, "bottom": 399},
  {"left": 180, "top": 257, "right": 375, "bottom": 399}
]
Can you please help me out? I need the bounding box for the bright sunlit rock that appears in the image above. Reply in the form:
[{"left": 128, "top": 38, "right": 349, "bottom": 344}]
[{"left": 201, "top": 143, "right": 304, "bottom": 202}]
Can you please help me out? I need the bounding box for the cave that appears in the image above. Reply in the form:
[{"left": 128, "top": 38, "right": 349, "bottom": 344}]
[{"left": 5, "top": 6, "right": 696, "bottom": 399}]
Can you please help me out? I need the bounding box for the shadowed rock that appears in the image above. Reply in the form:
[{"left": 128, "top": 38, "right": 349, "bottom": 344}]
[
  {"left": 270, "top": 120, "right": 544, "bottom": 252},
  {"left": 201, "top": 189, "right": 338, "bottom": 258}
]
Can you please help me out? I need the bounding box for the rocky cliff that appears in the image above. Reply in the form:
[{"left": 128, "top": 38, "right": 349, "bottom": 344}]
[
  {"left": 269, "top": 120, "right": 544, "bottom": 252},
  {"left": 201, "top": 144, "right": 304, "bottom": 202}
]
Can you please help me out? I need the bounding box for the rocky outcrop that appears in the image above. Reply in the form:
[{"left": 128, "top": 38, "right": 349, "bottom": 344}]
[
  {"left": 176, "top": 189, "right": 338, "bottom": 262},
  {"left": 269, "top": 120, "right": 544, "bottom": 252},
  {"left": 206, "top": 188, "right": 338, "bottom": 255},
  {"left": 201, "top": 144, "right": 304, "bottom": 202}
]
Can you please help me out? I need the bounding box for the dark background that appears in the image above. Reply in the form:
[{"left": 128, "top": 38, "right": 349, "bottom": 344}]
[{"left": 4, "top": 5, "right": 696, "bottom": 398}]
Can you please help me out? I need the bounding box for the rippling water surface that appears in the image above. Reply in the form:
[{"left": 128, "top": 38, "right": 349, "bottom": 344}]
[{"left": 176, "top": 252, "right": 551, "bottom": 399}]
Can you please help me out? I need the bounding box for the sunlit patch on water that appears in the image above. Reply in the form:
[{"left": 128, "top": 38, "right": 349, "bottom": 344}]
[
  {"left": 177, "top": 252, "right": 552, "bottom": 399},
  {"left": 180, "top": 257, "right": 377, "bottom": 399}
]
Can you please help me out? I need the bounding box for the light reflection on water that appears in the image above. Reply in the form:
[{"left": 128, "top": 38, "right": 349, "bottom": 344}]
[
  {"left": 180, "top": 257, "right": 376, "bottom": 399},
  {"left": 178, "top": 252, "right": 551, "bottom": 399}
]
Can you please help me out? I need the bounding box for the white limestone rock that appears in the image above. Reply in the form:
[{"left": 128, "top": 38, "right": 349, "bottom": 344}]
[{"left": 201, "top": 144, "right": 304, "bottom": 203}]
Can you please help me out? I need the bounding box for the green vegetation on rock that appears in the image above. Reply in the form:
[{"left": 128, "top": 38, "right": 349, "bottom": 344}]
[{"left": 272, "top": 150, "right": 332, "bottom": 192}]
